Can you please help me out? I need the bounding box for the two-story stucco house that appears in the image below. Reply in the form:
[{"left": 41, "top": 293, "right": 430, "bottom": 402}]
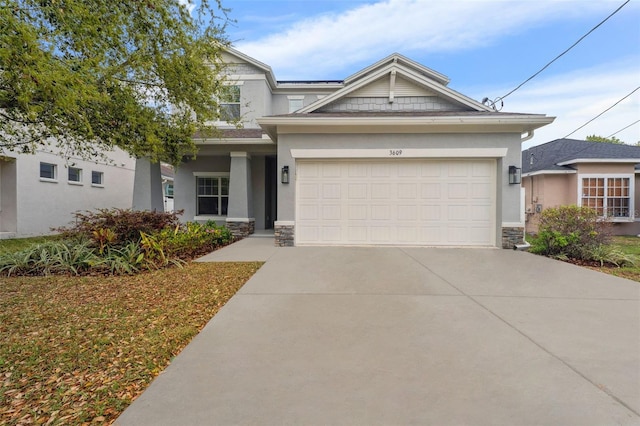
[
  {"left": 172, "top": 48, "right": 554, "bottom": 248},
  {"left": 0, "top": 148, "right": 135, "bottom": 238}
]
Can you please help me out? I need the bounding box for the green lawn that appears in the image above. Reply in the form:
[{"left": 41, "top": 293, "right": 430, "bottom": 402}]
[
  {"left": 597, "top": 236, "right": 640, "bottom": 282},
  {"left": 0, "top": 235, "right": 60, "bottom": 254}
]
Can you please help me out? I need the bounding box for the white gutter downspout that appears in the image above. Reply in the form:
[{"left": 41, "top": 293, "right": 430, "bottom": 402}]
[
  {"left": 521, "top": 130, "right": 534, "bottom": 142},
  {"left": 515, "top": 130, "right": 534, "bottom": 250}
]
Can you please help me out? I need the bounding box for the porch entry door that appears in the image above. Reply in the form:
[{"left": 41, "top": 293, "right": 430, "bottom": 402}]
[{"left": 295, "top": 159, "right": 496, "bottom": 246}]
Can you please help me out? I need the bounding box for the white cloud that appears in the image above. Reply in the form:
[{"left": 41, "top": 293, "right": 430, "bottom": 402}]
[
  {"left": 236, "top": 0, "right": 616, "bottom": 79},
  {"left": 500, "top": 58, "right": 640, "bottom": 147}
]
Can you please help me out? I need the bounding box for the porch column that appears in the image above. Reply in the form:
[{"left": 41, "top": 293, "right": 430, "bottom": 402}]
[
  {"left": 132, "top": 157, "right": 164, "bottom": 212},
  {"left": 226, "top": 152, "right": 255, "bottom": 238}
]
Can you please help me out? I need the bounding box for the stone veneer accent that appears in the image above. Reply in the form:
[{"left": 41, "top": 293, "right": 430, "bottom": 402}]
[
  {"left": 274, "top": 223, "right": 295, "bottom": 247},
  {"left": 502, "top": 226, "right": 525, "bottom": 249},
  {"left": 226, "top": 219, "right": 255, "bottom": 239}
]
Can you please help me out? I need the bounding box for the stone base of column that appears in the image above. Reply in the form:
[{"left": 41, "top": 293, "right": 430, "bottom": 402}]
[
  {"left": 274, "top": 221, "right": 294, "bottom": 247},
  {"left": 225, "top": 218, "right": 255, "bottom": 239},
  {"left": 501, "top": 226, "right": 525, "bottom": 249}
]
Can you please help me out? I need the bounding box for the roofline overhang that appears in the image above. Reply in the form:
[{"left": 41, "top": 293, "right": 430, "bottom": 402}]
[
  {"left": 194, "top": 137, "right": 275, "bottom": 145},
  {"left": 257, "top": 114, "right": 555, "bottom": 141},
  {"left": 556, "top": 158, "right": 640, "bottom": 166},
  {"left": 522, "top": 170, "right": 577, "bottom": 177},
  {"left": 298, "top": 61, "right": 493, "bottom": 114}
]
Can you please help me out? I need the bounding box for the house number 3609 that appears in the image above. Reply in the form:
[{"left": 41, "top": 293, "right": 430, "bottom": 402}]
[{"left": 389, "top": 149, "right": 403, "bottom": 156}]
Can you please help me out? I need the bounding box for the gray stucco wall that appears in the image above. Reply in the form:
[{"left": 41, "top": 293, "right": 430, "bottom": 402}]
[
  {"left": 0, "top": 158, "right": 17, "bottom": 233},
  {"left": 174, "top": 156, "right": 231, "bottom": 223},
  {"left": 174, "top": 154, "right": 269, "bottom": 230},
  {"left": 277, "top": 132, "right": 523, "bottom": 244}
]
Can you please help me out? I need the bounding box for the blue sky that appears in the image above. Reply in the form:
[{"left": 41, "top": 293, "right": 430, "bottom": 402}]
[{"left": 219, "top": 0, "right": 639, "bottom": 148}]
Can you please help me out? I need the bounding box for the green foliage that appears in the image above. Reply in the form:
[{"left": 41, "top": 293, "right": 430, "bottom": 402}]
[
  {"left": 529, "top": 205, "right": 610, "bottom": 259},
  {"left": 57, "top": 208, "right": 182, "bottom": 247},
  {"left": 583, "top": 244, "right": 638, "bottom": 268},
  {"left": 585, "top": 135, "right": 625, "bottom": 145},
  {"left": 0, "top": 239, "right": 99, "bottom": 276},
  {"left": 0, "top": 0, "right": 232, "bottom": 165},
  {"left": 1, "top": 212, "right": 234, "bottom": 276},
  {"left": 159, "top": 221, "right": 233, "bottom": 259}
]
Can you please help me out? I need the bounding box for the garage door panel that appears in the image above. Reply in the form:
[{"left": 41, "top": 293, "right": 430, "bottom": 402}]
[
  {"left": 348, "top": 205, "right": 367, "bottom": 220},
  {"left": 322, "top": 163, "right": 342, "bottom": 177},
  {"left": 299, "top": 183, "right": 319, "bottom": 199},
  {"left": 371, "top": 184, "right": 390, "bottom": 198},
  {"left": 321, "top": 226, "right": 342, "bottom": 241},
  {"left": 321, "top": 205, "right": 341, "bottom": 220},
  {"left": 298, "top": 204, "right": 320, "bottom": 220},
  {"left": 348, "top": 183, "right": 367, "bottom": 199},
  {"left": 296, "top": 159, "right": 495, "bottom": 246},
  {"left": 398, "top": 183, "right": 417, "bottom": 199},
  {"left": 447, "top": 183, "right": 469, "bottom": 199}
]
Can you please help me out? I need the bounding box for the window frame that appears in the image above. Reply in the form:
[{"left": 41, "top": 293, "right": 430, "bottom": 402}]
[
  {"left": 578, "top": 173, "right": 634, "bottom": 222},
  {"left": 194, "top": 172, "right": 230, "bottom": 218},
  {"left": 68, "top": 166, "right": 83, "bottom": 185},
  {"left": 91, "top": 171, "right": 104, "bottom": 187},
  {"left": 219, "top": 84, "right": 242, "bottom": 123},
  {"left": 39, "top": 162, "right": 57, "bottom": 182}
]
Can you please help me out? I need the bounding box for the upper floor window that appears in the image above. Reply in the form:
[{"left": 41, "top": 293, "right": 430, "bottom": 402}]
[
  {"left": 580, "top": 175, "right": 633, "bottom": 220},
  {"left": 40, "top": 162, "right": 57, "bottom": 180},
  {"left": 220, "top": 85, "right": 241, "bottom": 121},
  {"left": 68, "top": 167, "right": 82, "bottom": 183}
]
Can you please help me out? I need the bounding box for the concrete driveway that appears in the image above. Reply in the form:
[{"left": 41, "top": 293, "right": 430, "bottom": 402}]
[{"left": 116, "top": 243, "right": 640, "bottom": 425}]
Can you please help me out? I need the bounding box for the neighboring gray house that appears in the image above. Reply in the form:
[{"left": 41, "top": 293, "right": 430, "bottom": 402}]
[
  {"left": 0, "top": 148, "right": 135, "bottom": 238},
  {"left": 173, "top": 48, "right": 554, "bottom": 248},
  {"left": 522, "top": 139, "right": 640, "bottom": 236}
]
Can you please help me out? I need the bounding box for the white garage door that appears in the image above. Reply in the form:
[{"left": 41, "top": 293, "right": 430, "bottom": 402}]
[{"left": 296, "top": 159, "right": 496, "bottom": 246}]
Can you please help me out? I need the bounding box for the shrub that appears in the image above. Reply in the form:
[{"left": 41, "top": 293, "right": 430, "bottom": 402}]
[
  {"left": 158, "top": 221, "right": 233, "bottom": 260},
  {"left": 56, "top": 208, "right": 183, "bottom": 247},
  {"left": 0, "top": 239, "right": 99, "bottom": 276},
  {"left": 529, "top": 205, "right": 610, "bottom": 259}
]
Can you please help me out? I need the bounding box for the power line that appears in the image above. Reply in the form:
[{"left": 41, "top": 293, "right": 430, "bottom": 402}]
[
  {"left": 607, "top": 119, "right": 640, "bottom": 138},
  {"left": 483, "top": 0, "right": 631, "bottom": 110},
  {"left": 563, "top": 86, "right": 640, "bottom": 138}
]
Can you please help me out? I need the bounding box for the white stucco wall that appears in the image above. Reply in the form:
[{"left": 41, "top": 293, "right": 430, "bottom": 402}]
[{"left": 13, "top": 148, "right": 135, "bottom": 237}]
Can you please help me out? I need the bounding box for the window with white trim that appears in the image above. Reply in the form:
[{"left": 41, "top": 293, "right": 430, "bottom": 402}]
[
  {"left": 91, "top": 171, "right": 104, "bottom": 186},
  {"left": 580, "top": 175, "right": 633, "bottom": 220},
  {"left": 40, "top": 162, "right": 57, "bottom": 180},
  {"left": 220, "top": 85, "right": 241, "bottom": 121},
  {"left": 68, "top": 167, "right": 82, "bottom": 183},
  {"left": 196, "top": 175, "right": 229, "bottom": 216}
]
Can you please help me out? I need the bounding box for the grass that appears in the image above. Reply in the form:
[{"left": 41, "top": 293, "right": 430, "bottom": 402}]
[
  {"left": 0, "top": 235, "right": 60, "bottom": 254},
  {"left": 594, "top": 236, "right": 640, "bottom": 282},
  {"left": 0, "top": 261, "right": 262, "bottom": 425}
]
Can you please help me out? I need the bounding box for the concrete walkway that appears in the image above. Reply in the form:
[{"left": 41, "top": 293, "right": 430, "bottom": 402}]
[{"left": 117, "top": 239, "right": 640, "bottom": 425}]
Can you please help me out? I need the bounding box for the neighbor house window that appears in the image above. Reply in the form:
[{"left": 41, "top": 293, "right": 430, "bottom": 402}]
[
  {"left": 40, "top": 162, "right": 57, "bottom": 180},
  {"left": 220, "top": 85, "right": 241, "bottom": 121},
  {"left": 580, "top": 175, "right": 633, "bottom": 220},
  {"left": 68, "top": 167, "right": 82, "bottom": 183},
  {"left": 91, "top": 171, "right": 104, "bottom": 186},
  {"left": 196, "top": 175, "right": 229, "bottom": 216}
]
